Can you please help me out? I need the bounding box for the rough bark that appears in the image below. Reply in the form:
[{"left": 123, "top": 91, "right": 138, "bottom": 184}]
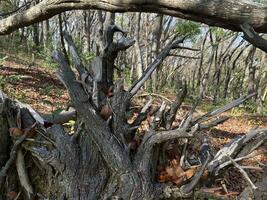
[
  {"left": 151, "top": 14, "right": 163, "bottom": 91},
  {"left": 1, "top": 0, "right": 267, "bottom": 35},
  {"left": 0, "top": 27, "right": 265, "bottom": 200}
]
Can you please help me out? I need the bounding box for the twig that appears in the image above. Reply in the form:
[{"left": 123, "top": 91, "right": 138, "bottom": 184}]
[
  {"left": 215, "top": 150, "right": 266, "bottom": 174},
  {"left": 228, "top": 156, "right": 257, "bottom": 190},
  {"left": 240, "top": 23, "right": 267, "bottom": 53},
  {"left": 137, "top": 93, "right": 172, "bottom": 103},
  {"left": 129, "top": 36, "right": 185, "bottom": 97},
  {"left": 0, "top": 134, "right": 27, "bottom": 176},
  {"left": 151, "top": 101, "right": 167, "bottom": 129},
  {"left": 181, "top": 153, "right": 211, "bottom": 194},
  {"left": 180, "top": 140, "right": 189, "bottom": 169},
  {"left": 0, "top": 134, "right": 27, "bottom": 184},
  {"left": 174, "top": 46, "right": 200, "bottom": 51},
  {"left": 16, "top": 148, "right": 34, "bottom": 199},
  {"left": 168, "top": 54, "right": 200, "bottom": 59},
  {"left": 14, "top": 191, "right": 21, "bottom": 200},
  {"left": 221, "top": 179, "right": 229, "bottom": 194},
  {"left": 132, "top": 98, "right": 153, "bottom": 127},
  {"left": 240, "top": 166, "right": 263, "bottom": 171},
  {"left": 193, "top": 92, "right": 256, "bottom": 124}
]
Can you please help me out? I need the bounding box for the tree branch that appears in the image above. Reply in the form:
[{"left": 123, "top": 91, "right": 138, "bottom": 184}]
[
  {"left": 16, "top": 148, "right": 34, "bottom": 200},
  {"left": 134, "top": 124, "right": 199, "bottom": 187},
  {"left": 208, "top": 128, "right": 267, "bottom": 175},
  {"left": 180, "top": 153, "right": 211, "bottom": 194},
  {"left": 42, "top": 108, "right": 76, "bottom": 124},
  {"left": 52, "top": 51, "right": 132, "bottom": 173},
  {"left": 0, "top": 134, "right": 27, "bottom": 185},
  {"left": 193, "top": 92, "right": 256, "bottom": 124},
  {"left": 165, "top": 80, "right": 187, "bottom": 129},
  {"left": 168, "top": 54, "right": 200, "bottom": 59},
  {"left": 63, "top": 31, "right": 89, "bottom": 77},
  {"left": 1, "top": 0, "right": 267, "bottom": 35},
  {"left": 228, "top": 156, "right": 257, "bottom": 190},
  {"left": 129, "top": 36, "right": 185, "bottom": 97},
  {"left": 198, "top": 116, "right": 230, "bottom": 130},
  {"left": 131, "top": 98, "right": 153, "bottom": 128},
  {"left": 241, "top": 23, "right": 267, "bottom": 53}
]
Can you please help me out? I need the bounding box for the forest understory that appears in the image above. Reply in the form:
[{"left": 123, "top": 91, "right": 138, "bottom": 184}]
[{"left": 0, "top": 57, "right": 266, "bottom": 200}]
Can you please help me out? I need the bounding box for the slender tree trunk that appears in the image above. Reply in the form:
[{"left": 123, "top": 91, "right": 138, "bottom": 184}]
[
  {"left": 197, "top": 30, "right": 209, "bottom": 87},
  {"left": 32, "top": 23, "right": 39, "bottom": 47},
  {"left": 151, "top": 14, "right": 163, "bottom": 91},
  {"left": 43, "top": 20, "right": 49, "bottom": 52},
  {"left": 247, "top": 46, "right": 256, "bottom": 99},
  {"left": 134, "top": 13, "right": 144, "bottom": 79},
  {"left": 58, "top": 13, "right": 69, "bottom": 62}
]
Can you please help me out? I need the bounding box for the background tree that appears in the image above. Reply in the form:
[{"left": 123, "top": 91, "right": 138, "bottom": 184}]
[{"left": 0, "top": 1, "right": 267, "bottom": 200}]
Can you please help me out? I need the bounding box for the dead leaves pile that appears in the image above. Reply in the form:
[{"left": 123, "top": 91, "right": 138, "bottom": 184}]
[{"left": 157, "top": 159, "right": 199, "bottom": 187}]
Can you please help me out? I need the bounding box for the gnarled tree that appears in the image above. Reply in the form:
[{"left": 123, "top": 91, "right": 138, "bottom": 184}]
[
  {"left": 1, "top": 1, "right": 267, "bottom": 200},
  {"left": 0, "top": 25, "right": 266, "bottom": 199}
]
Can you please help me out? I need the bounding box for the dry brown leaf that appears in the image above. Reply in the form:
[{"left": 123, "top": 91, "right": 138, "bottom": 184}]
[
  {"left": 162, "top": 159, "right": 187, "bottom": 186},
  {"left": 100, "top": 105, "right": 112, "bottom": 120},
  {"left": 9, "top": 127, "right": 23, "bottom": 137},
  {"left": 158, "top": 172, "right": 169, "bottom": 183},
  {"left": 6, "top": 191, "right": 19, "bottom": 199},
  {"left": 173, "top": 176, "right": 184, "bottom": 186},
  {"left": 165, "top": 166, "right": 176, "bottom": 179},
  {"left": 225, "top": 191, "right": 240, "bottom": 196},
  {"left": 201, "top": 169, "right": 209, "bottom": 181},
  {"left": 184, "top": 165, "right": 198, "bottom": 179}
]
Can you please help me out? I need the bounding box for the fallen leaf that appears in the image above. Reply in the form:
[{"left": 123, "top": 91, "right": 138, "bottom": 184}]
[
  {"left": 6, "top": 191, "right": 19, "bottom": 199},
  {"left": 100, "top": 104, "right": 112, "bottom": 120},
  {"left": 9, "top": 127, "right": 23, "bottom": 136},
  {"left": 185, "top": 165, "right": 198, "bottom": 179}
]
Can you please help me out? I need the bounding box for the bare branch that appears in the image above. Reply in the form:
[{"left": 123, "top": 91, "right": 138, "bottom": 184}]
[
  {"left": 137, "top": 93, "right": 172, "bottom": 103},
  {"left": 174, "top": 46, "right": 200, "bottom": 51},
  {"left": 150, "top": 124, "right": 199, "bottom": 146},
  {"left": 1, "top": 0, "right": 267, "bottom": 35},
  {"left": 180, "top": 153, "right": 211, "bottom": 194},
  {"left": 208, "top": 128, "right": 267, "bottom": 175},
  {"left": 228, "top": 156, "right": 257, "bottom": 190},
  {"left": 168, "top": 54, "right": 200, "bottom": 59},
  {"left": 165, "top": 80, "right": 187, "bottom": 129},
  {"left": 16, "top": 148, "right": 34, "bottom": 200},
  {"left": 42, "top": 108, "right": 76, "bottom": 124},
  {"left": 0, "top": 134, "right": 27, "bottom": 185},
  {"left": 134, "top": 123, "right": 198, "bottom": 190},
  {"left": 63, "top": 32, "right": 89, "bottom": 77},
  {"left": 193, "top": 92, "right": 256, "bottom": 124},
  {"left": 129, "top": 36, "right": 185, "bottom": 97},
  {"left": 199, "top": 116, "right": 230, "bottom": 130},
  {"left": 131, "top": 98, "right": 153, "bottom": 127},
  {"left": 241, "top": 23, "right": 267, "bottom": 53},
  {"left": 215, "top": 151, "right": 266, "bottom": 173}
]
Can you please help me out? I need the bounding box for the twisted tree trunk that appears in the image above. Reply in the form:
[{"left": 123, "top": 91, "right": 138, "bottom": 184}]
[{"left": 0, "top": 25, "right": 266, "bottom": 200}]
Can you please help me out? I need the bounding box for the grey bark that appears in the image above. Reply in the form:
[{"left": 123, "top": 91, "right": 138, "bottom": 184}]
[
  {"left": 1, "top": 0, "right": 267, "bottom": 36},
  {"left": 151, "top": 14, "right": 163, "bottom": 91}
]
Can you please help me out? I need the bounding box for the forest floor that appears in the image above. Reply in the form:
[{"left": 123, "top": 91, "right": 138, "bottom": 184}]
[{"left": 0, "top": 60, "right": 266, "bottom": 199}]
